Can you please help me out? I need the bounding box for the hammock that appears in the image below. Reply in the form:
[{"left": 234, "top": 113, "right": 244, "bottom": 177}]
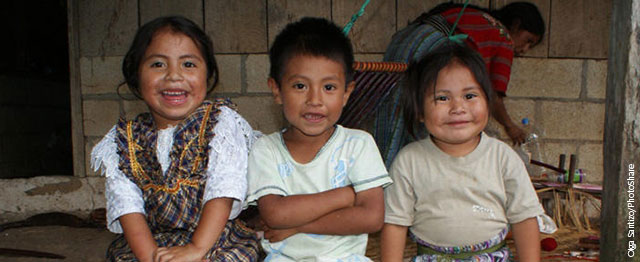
[{"left": 338, "top": 61, "right": 407, "bottom": 128}]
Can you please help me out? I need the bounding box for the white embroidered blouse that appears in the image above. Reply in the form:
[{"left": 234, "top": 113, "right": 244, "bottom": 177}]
[{"left": 91, "top": 106, "right": 258, "bottom": 233}]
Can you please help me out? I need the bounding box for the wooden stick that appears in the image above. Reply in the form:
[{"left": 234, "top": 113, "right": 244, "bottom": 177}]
[
  {"left": 530, "top": 159, "right": 566, "bottom": 174},
  {"left": 568, "top": 154, "right": 577, "bottom": 187},
  {"left": 0, "top": 248, "right": 65, "bottom": 259}
]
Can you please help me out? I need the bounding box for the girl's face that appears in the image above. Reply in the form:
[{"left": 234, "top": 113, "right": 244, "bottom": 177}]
[
  {"left": 510, "top": 29, "right": 540, "bottom": 55},
  {"left": 138, "top": 29, "right": 207, "bottom": 129},
  {"left": 269, "top": 55, "right": 354, "bottom": 143},
  {"left": 422, "top": 62, "right": 489, "bottom": 156}
]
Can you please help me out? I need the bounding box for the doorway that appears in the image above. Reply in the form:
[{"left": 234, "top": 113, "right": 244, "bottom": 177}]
[{"left": 0, "top": 0, "right": 72, "bottom": 178}]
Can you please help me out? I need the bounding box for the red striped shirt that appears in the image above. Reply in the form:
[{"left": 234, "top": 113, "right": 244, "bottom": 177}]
[{"left": 441, "top": 8, "right": 514, "bottom": 94}]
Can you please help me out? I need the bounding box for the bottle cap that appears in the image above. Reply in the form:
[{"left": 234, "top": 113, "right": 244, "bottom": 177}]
[{"left": 522, "top": 118, "right": 530, "bottom": 125}]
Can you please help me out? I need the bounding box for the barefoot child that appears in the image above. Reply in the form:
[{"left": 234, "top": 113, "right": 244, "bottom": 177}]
[
  {"left": 247, "top": 17, "right": 392, "bottom": 261},
  {"left": 91, "top": 16, "right": 259, "bottom": 262},
  {"left": 381, "top": 44, "right": 544, "bottom": 261}
]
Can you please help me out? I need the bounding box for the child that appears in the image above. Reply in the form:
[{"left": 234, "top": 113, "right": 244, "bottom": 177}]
[
  {"left": 381, "top": 44, "right": 544, "bottom": 262},
  {"left": 91, "top": 16, "right": 259, "bottom": 262},
  {"left": 376, "top": 2, "right": 545, "bottom": 167},
  {"left": 246, "top": 17, "right": 392, "bottom": 261}
]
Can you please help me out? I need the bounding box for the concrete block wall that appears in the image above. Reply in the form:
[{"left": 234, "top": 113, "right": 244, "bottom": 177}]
[
  {"left": 0, "top": 0, "right": 611, "bottom": 222},
  {"left": 76, "top": 0, "right": 609, "bottom": 180}
]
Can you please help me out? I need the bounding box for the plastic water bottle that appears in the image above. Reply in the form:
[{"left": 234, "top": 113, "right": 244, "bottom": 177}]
[{"left": 518, "top": 118, "right": 544, "bottom": 177}]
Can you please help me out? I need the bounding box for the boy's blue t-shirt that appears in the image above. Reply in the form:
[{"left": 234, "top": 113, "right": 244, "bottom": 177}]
[{"left": 247, "top": 125, "right": 391, "bottom": 262}]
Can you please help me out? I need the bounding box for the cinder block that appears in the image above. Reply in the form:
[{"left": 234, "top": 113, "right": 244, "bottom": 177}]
[
  {"left": 215, "top": 55, "right": 242, "bottom": 94},
  {"left": 79, "top": 0, "right": 138, "bottom": 56},
  {"left": 541, "top": 142, "right": 577, "bottom": 173},
  {"left": 246, "top": 55, "right": 270, "bottom": 94},
  {"left": 397, "top": 0, "right": 489, "bottom": 28},
  {"left": 586, "top": 60, "right": 607, "bottom": 99},
  {"left": 205, "top": 0, "right": 267, "bottom": 53},
  {"left": 549, "top": 0, "right": 611, "bottom": 59},
  {"left": 80, "top": 56, "right": 124, "bottom": 95},
  {"left": 140, "top": 0, "right": 203, "bottom": 26},
  {"left": 83, "top": 100, "right": 120, "bottom": 137},
  {"left": 122, "top": 99, "right": 148, "bottom": 120},
  {"left": 492, "top": 0, "right": 550, "bottom": 58},
  {"left": 232, "top": 96, "right": 284, "bottom": 134},
  {"left": 484, "top": 98, "right": 535, "bottom": 141},
  {"left": 507, "top": 58, "right": 581, "bottom": 98},
  {"left": 267, "top": 0, "right": 331, "bottom": 47},
  {"left": 333, "top": 0, "right": 396, "bottom": 53},
  {"left": 354, "top": 54, "right": 384, "bottom": 62},
  {"left": 539, "top": 101, "right": 604, "bottom": 140},
  {"left": 577, "top": 143, "right": 603, "bottom": 184}
]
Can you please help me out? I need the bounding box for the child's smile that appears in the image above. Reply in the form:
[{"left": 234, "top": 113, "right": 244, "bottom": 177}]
[
  {"left": 269, "top": 55, "right": 354, "bottom": 143},
  {"left": 422, "top": 62, "right": 489, "bottom": 156},
  {"left": 138, "top": 28, "right": 208, "bottom": 129}
]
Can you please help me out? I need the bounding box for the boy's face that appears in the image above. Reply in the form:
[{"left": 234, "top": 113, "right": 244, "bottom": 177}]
[
  {"left": 269, "top": 55, "right": 354, "bottom": 141},
  {"left": 422, "top": 62, "right": 489, "bottom": 156}
]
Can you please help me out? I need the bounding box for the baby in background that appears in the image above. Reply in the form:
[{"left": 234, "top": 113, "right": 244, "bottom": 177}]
[{"left": 246, "top": 17, "right": 392, "bottom": 262}]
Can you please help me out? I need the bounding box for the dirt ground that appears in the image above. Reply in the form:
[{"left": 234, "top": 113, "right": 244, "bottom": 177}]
[
  {"left": 0, "top": 226, "right": 116, "bottom": 262},
  {"left": 0, "top": 226, "right": 598, "bottom": 262}
]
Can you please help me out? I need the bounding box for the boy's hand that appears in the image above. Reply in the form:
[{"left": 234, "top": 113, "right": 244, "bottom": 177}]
[
  {"left": 263, "top": 225, "right": 299, "bottom": 242},
  {"left": 153, "top": 244, "right": 208, "bottom": 262}
]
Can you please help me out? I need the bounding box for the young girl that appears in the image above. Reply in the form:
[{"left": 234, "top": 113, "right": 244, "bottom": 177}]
[
  {"left": 381, "top": 44, "right": 544, "bottom": 262},
  {"left": 91, "top": 16, "right": 259, "bottom": 262},
  {"left": 376, "top": 2, "right": 545, "bottom": 167}
]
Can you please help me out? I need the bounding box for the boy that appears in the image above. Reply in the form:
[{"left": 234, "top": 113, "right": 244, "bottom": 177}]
[{"left": 246, "top": 17, "right": 392, "bottom": 261}]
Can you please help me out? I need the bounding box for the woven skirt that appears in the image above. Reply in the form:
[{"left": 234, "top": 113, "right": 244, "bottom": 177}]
[{"left": 106, "top": 219, "right": 260, "bottom": 262}]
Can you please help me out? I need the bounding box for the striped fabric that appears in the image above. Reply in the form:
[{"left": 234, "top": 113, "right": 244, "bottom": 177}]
[
  {"left": 410, "top": 228, "right": 510, "bottom": 262},
  {"left": 108, "top": 99, "right": 259, "bottom": 261},
  {"left": 339, "top": 69, "right": 405, "bottom": 128},
  {"left": 441, "top": 7, "right": 514, "bottom": 94},
  {"left": 372, "top": 15, "right": 454, "bottom": 168},
  {"left": 352, "top": 61, "right": 407, "bottom": 72}
]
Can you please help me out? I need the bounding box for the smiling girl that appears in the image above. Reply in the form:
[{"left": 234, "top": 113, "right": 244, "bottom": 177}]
[
  {"left": 91, "top": 16, "right": 259, "bottom": 262},
  {"left": 381, "top": 44, "right": 544, "bottom": 262}
]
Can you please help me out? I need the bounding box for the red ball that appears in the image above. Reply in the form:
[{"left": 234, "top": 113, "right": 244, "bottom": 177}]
[{"left": 541, "top": 237, "right": 558, "bottom": 251}]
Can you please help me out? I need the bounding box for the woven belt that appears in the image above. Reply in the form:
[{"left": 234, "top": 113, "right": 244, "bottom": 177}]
[{"left": 417, "top": 240, "right": 507, "bottom": 260}]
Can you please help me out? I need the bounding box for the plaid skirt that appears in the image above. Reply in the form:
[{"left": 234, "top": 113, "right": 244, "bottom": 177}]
[{"left": 106, "top": 219, "right": 260, "bottom": 262}]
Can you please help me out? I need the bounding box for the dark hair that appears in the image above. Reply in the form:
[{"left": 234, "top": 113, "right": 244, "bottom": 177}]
[
  {"left": 413, "top": 2, "right": 545, "bottom": 42},
  {"left": 492, "top": 2, "right": 545, "bottom": 39},
  {"left": 402, "top": 43, "right": 494, "bottom": 139},
  {"left": 121, "top": 16, "right": 218, "bottom": 98},
  {"left": 269, "top": 17, "right": 354, "bottom": 86}
]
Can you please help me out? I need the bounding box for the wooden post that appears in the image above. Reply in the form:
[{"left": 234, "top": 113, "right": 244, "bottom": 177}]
[
  {"left": 66, "top": 0, "right": 86, "bottom": 177},
  {"left": 601, "top": 0, "right": 640, "bottom": 260}
]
